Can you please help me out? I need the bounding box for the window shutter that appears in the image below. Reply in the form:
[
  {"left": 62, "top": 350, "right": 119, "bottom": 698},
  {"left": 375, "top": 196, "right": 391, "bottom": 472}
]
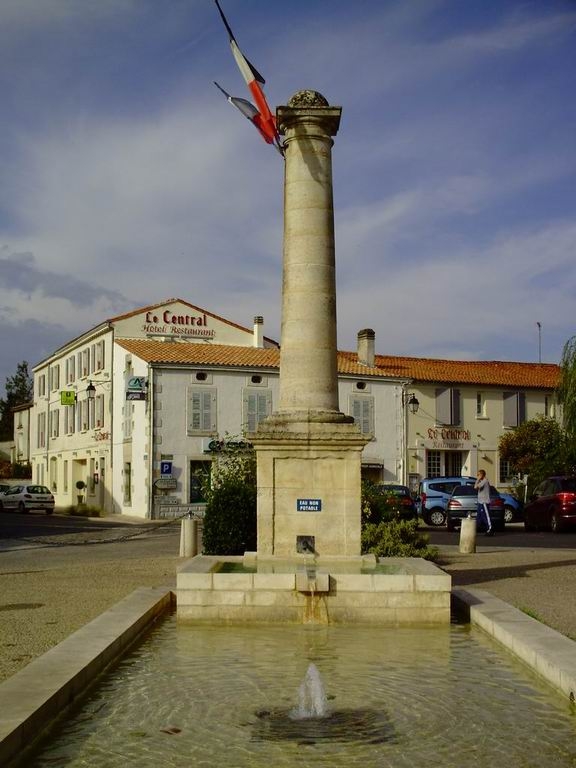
[
  {"left": 188, "top": 388, "right": 216, "bottom": 433},
  {"left": 451, "top": 389, "right": 461, "bottom": 425},
  {"left": 352, "top": 396, "right": 373, "bottom": 434},
  {"left": 436, "top": 388, "right": 450, "bottom": 424},
  {"left": 503, "top": 392, "right": 517, "bottom": 427},
  {"left": 518, "top": 392, "right": 526, "bottom": 425}
]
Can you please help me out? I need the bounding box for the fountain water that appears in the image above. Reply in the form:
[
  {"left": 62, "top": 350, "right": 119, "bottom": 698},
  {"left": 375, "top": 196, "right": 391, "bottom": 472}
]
[
  {"left": 27, "top": 618, "right": 576, "bottom": 767},
  {"left": 292, "top": 663, "right": 329, "bottom": 719}
]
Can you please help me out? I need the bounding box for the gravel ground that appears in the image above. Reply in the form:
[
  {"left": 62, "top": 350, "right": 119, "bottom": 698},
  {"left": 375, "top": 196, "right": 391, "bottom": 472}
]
[
  {"left": 1, "top": 520, "right": 575, "bottom": 684},
  {"left": 436, "top": 544, "right": 576, "bottom": 641}
]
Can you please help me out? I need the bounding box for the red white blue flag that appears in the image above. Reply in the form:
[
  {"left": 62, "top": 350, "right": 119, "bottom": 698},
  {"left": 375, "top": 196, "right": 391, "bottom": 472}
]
[{"left": 214, "top": 0, "right": 282, "bottom": 153}]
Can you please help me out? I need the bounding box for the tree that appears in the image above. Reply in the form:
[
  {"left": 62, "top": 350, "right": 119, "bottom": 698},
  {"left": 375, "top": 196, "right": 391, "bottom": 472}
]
[
  {"left": 201, "top": 447, "right": 257, "bottom": 555},
  {"left": 498, "top": 415, "right": 572, "bottom": 494},
  {"left": 558, "top": 335, "right": 576, "bottom": 440},
  {"left": 0, "top": 361, "right": 33, "bottom": 441}
]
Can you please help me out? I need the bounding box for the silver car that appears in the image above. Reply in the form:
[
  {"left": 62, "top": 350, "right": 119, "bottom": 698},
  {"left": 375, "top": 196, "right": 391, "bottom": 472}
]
[{"left": 0, "top": 484, "right": 55, "bottom": 515}]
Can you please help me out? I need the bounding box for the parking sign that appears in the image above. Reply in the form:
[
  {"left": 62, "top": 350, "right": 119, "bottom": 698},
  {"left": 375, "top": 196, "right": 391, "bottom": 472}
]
[{"left": 160, "top": 461, "right": 172, "bottom": 477}]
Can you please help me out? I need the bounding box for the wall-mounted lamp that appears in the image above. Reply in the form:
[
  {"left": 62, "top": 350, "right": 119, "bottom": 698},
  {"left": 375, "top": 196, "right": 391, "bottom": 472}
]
[
  {"left": 403, "top": 392, "right": 420, "bottom": 414},
  {"left": 86, "top": 381, "right": 97, "bottom": 400}
]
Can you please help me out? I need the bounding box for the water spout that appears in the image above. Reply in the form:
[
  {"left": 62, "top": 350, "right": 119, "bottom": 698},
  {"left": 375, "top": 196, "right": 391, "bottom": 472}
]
[{"left": 291, "top": 663, "right": 329, "bottom": 719}]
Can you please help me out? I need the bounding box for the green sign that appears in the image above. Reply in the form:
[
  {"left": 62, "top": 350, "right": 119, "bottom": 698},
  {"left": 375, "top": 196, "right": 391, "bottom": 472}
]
[{"left": 60, "top": 391, "right": 76, "bottom": 406}]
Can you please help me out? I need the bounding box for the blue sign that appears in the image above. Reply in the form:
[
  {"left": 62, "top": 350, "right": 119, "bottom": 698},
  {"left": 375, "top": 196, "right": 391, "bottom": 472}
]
[
  {"left": 160, "top": 461, "right": 172, "bottom": 477},
  {"left": 297, "top": 499, "right": 322, "bottom": 512}
]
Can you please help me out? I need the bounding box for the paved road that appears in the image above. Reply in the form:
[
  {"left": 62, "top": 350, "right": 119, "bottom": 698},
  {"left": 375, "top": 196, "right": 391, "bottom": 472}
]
[{"left": 1, "top": 512, "right": 575, "bottom": 683}]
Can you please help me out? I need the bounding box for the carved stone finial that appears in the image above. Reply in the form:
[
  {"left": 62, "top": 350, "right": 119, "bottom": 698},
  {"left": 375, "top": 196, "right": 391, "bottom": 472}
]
[{"left": 288, "top": 90, "right": 329, "bottom": 108}]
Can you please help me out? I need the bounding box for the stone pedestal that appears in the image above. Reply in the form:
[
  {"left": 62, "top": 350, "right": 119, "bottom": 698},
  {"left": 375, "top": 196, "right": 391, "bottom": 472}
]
[
  {"left": 250, "top": 91, "right": 368, "bottom": 558},
  {"left": 253, "top": 417, "right": 367, "bottom": 557}
]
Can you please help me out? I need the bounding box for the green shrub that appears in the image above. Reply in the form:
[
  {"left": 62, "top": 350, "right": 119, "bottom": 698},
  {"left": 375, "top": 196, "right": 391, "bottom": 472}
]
[
  {"left": 201, "top": 448, "right": 257, "bottom": 555},
  {"left": 361, "top": 519, "right": 438, "bottom": 560}
]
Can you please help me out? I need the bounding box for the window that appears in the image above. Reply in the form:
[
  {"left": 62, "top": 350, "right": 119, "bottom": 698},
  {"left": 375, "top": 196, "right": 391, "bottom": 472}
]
[
  {"left": 187, "top": 387, "right": 217, "bottom": 433},
  {"left": 435, "top": 388, "right": 460, "bottom": 426},
  {"left": 38, "top": 374, "right": 46, "bottom": 397},
  {"left": 190, "top": 460, "right": 211, "bottom": 503},
  {"left": 50, "top": 365, "right": 60, "bottom": 392},
  {"left": 476, "top": 392, "right": 487, "bottom": 418},
  {"left": 64, "top": 403, "right": 76, "bottom": 434},
  {"left": 243, "top": 389, "right": 272, "bottom": 432},
  {"left": 50, "top": 408, "right": 59, "bottom": 438},
  {"left": 350, "top": 395, "right": 374, "bottom": 435},
  {"left": 63, "top": 461, "right": 68, "bottom": 493},
  {"left": 80, "top": 400, "right": 89, "bottom": 431},
  {"left": 37, "top": 412, "right": 46, "bottom": 448},
  {"left": 427, "top": 450, "right": 441, "bottom": 477},
  {"left": 66, "top": 356, "right": 75, "bottom": 384},
  {"left": 95, "top": 395, "right": 105, "bottom": 428},
  {"left": 499, "top": 457, "right": 514, "bottom": 484},
  {"left": 81, "top": 349, "right": 90, "bottom": 377},
  {"left": 503, "top": 391, "right": 526, "bottom": 427},
  {"left": 94, "top": 340, "right": 105, "bottom": 371}
]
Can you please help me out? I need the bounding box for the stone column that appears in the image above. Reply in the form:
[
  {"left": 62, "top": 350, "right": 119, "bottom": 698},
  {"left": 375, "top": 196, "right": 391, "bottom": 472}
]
[
  {"left": 276, "top": 91, "right": 344, "bottom": 420},
  {"left": 250, "top": 91, "right": 368, "bottom": 558}
]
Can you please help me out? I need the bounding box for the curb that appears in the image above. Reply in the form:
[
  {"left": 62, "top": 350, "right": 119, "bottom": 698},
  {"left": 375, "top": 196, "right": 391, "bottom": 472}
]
[
  {"left": 0, "top": 586, "right": 173, "bottom": 768},
  {"left": 452, "top": 587, "right": 576, "bottom": 702}
]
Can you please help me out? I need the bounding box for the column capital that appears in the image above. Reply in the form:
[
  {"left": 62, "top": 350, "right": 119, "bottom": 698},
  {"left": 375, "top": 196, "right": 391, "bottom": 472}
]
[{"left": 277, "top": 103, "right": 342, "bottom": 138}]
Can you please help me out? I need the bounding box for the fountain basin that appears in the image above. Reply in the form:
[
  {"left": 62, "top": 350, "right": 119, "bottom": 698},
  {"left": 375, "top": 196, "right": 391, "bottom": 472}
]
[{"left": 176, "top": 554, "right": 451, "bottom": 624}]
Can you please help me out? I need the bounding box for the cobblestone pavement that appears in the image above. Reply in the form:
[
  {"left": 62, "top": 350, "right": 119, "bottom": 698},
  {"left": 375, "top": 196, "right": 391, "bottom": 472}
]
[{"left": 1, "top": 516, "right": 576, "bottom": 683}]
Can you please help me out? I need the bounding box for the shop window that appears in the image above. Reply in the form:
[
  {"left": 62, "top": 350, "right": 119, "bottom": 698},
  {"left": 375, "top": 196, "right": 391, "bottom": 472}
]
[
  {"left": 499, "top": 457, "right": 514, "bottom": 484},
  {"left": 427, "top": 450, "right": 441, "bottom": 477},
  {"left": 190, "top": 460, "right": 211, "bottom": 503}
]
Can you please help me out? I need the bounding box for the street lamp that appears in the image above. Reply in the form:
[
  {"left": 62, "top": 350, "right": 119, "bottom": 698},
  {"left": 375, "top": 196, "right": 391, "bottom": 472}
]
[
  {"left": 403, "top": 392, "right": 420, "bottom": 414},
  {"left": 86, "top": 381, "right": 97, "bottom": 400}
]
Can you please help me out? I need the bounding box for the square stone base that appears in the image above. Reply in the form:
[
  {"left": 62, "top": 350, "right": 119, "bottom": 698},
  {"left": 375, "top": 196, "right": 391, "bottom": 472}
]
[
  {"left": 176, "top": 555, "right": 451, "bottom": 625},
  {"left": 250, "top": 418, "right": 367, "bottom": 557}
]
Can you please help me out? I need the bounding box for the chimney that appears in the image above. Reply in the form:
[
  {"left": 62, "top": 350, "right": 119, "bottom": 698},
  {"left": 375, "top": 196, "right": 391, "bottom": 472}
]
[
  {"left": 253, "top": 316, "right": 264, "bottom": 348},
  {"left": 357, "top": 328, "right": 375, "bottom": 367}
]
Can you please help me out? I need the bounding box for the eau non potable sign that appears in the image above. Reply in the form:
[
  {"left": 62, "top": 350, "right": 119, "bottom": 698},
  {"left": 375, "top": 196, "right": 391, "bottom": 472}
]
[{"left": 297, "top": 499, "right": 322, "bottom": 512}]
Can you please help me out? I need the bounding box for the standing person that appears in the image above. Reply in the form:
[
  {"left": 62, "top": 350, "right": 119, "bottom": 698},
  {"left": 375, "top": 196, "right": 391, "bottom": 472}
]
[{"left": 475, "top": 469, "right": 493, "bottom": 536}]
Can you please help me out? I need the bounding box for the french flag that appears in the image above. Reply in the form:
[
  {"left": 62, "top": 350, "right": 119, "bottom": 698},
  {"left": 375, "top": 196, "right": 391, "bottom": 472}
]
[{"left": 214, "top": 0, "right": 282, "bottom": 152}]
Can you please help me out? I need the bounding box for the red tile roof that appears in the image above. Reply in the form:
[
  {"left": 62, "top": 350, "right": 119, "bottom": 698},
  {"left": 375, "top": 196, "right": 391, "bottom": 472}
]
[{"left": 116, "top": 339, "right": 559, "bottom": 389}]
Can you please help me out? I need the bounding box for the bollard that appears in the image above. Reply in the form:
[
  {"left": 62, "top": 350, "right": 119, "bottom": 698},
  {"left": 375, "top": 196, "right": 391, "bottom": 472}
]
[
  {"left": 459, "top": 515, "right": 477, "bottom": 554},
  {"left": 179, "top": 516, "right": 199, "bottom": 558}
]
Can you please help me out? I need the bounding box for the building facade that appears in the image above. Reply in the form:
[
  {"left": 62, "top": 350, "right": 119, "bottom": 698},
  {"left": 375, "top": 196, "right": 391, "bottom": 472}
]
[{"left": 28, "top": 299, "right": 561, "bottom": 518}]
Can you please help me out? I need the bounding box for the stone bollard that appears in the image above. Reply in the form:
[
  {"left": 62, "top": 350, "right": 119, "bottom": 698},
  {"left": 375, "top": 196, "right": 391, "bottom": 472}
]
[
  {"left": 179, "top": 516, "right": 198, "bottom": 558},
  {"left": 459, "top": 516, "right": 477, "bottom": 554}
]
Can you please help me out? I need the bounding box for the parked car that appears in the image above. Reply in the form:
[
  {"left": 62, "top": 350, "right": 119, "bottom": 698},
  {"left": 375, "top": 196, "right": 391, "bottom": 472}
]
[
  {"left": 524, "top": 477, "right": 576, "bottom": 533},
  {"left": 500, "top": 493, "right": 524, "bottom": 523},
  {"left": 446, "top": 485, "right": 505, "bottom": 532},
  {"left": 0, "top": 484, "right": 55, "bottom": 514},
  {"left": 375, "top": 484, "right": 418, "bottom": 521},
  {"left": 417, "top": 476, "right": 476, "bottom": 526}
]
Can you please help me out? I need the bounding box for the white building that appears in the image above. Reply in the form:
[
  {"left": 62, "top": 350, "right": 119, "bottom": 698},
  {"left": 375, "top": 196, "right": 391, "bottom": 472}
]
[{"left": 29, "top": 298, "right": 560, "bottom": 518}]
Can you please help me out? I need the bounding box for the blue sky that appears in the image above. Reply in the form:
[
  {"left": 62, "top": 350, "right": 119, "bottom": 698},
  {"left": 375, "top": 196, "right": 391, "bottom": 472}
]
[{"left": 0, "top": 0, "right": 575, "bottom": 396}]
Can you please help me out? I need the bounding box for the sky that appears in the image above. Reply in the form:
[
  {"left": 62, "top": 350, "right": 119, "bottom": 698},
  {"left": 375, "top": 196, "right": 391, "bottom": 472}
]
[{"left": 0, "top": 0, "right": 575, "bottom": 396}]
